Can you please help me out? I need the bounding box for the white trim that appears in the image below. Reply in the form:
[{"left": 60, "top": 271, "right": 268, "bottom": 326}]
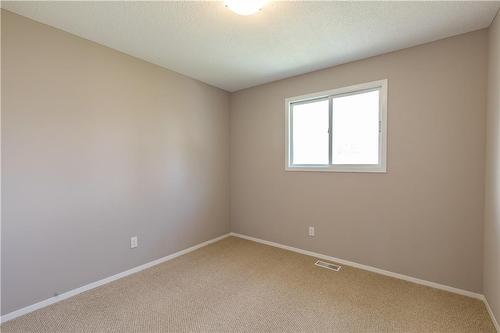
[
  {"left": 3, "top": 232, "right": 498, "bottom": 331},
  {"left": 230, "top": 232, "right": 482, "bottom": 299},
  {"left": 0, "top": 233, "right": 231, "bottom": 324},
  {"left": 483, "top": 296, "right": 500, "bottom": 332},
  {"left": 231, "top": 233, "right": 500, "bottom": 328},
  {"left": 285, "top": 79, "right": 388, "bottom": 173}
]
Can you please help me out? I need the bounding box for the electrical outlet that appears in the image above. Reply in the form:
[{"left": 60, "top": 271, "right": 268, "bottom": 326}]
[
  {"left": 309, "top": 226, "right": 315, "bottom": 237},
  {"left": 130, "top": 236, "right": 138, "bottom": 249}
]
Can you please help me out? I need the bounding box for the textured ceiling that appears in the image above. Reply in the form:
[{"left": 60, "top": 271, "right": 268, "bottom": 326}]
[{"left": 2, "top": 1, "right": 500, "bottom": 92}]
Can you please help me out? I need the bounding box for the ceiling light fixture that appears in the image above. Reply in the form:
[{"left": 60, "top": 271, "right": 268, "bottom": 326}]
[{"left": 224, "top": 0, "right": 267, "bottom": 16}]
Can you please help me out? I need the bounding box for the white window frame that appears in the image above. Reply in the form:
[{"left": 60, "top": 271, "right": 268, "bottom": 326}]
[{"left": 285, "top": 79, "right": 387, "bottom": 173}]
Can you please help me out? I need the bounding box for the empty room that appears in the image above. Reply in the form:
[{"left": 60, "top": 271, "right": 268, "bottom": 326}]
[{"left": 1, "top": 1, "right": 500, "bottom": 332}]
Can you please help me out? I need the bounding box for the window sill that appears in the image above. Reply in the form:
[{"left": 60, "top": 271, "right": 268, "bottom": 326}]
[{"left": 285, "top": 165, "right": 387, "bottom": 173}]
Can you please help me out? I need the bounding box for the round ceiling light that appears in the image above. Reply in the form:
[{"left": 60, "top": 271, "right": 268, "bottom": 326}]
[{"left": 224, "top": 0, "right": 267, "bottom": 16}]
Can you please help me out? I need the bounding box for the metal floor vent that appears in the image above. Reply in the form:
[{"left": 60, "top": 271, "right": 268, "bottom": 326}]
[{"left": 315, "top": 260, "right": 342, "bottom": 271}]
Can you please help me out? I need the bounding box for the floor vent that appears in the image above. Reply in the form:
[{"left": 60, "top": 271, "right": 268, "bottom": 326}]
[{"left": 315, "top": 260, "right": 341, "bottom": 271}]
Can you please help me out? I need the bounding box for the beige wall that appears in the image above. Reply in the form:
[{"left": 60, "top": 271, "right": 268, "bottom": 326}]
[
  {"left": 1, "top": 10, "right": 230, "bottom": 315},
  {"left": 1, "top": 6, "right": 495, "bottom": 318},
  {"left": 230, "top": 30, "right": 488, "bottom": 293},
  {"left": 484, "top": 10, "right": 500, "bottom": 324}
]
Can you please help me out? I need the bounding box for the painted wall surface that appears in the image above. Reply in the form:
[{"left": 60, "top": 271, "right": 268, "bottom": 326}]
[
  {"left": 1, "top": 10, "right": 230, "bottom": 314},
  {"left": 1, "top": 6, "right": 496, "bottom": 318},
  {"left": 230, "top": 30, "right": 488, "bottom": 293},
  {"left": 484, "top": 10, "right": 500, "bottom": 324}
]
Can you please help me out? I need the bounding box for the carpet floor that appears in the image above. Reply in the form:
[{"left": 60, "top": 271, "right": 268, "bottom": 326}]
[{"left": 1, "top": 236, "right": 496, "bottom": 332}]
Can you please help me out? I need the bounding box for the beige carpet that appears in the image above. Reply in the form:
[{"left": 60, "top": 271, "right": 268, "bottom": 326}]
[{"left": 1, "top": 236, "right": 496, "bottom": 332}]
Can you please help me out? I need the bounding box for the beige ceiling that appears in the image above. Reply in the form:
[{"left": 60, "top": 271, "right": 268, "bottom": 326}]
[{"left": 2, "top": 1, "right": 500, "bottom": 92}]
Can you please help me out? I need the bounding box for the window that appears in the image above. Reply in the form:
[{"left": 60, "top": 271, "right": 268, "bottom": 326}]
[{"left": 285, "top": 80, "right": 387, "bottom": 172}]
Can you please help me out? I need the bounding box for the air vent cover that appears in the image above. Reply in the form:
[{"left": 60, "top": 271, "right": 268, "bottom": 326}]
[{"left": 315, "top": 260, "right": 341, "bottom": 271}]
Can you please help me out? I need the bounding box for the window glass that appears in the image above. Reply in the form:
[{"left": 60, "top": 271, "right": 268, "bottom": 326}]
[
  {"left": 331, "top": 90, "right": 379, "bottom": 164},
  {"left": 292, "top": 99, "right": 329, "bottom": 165}
]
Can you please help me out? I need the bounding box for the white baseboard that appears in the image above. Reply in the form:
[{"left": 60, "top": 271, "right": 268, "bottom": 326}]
[
  {"left": 231, "top": 232, "right": 500, "bottom": 331},
  {"left": 2, "top": 232, "right": 498, "bottom": 332},
  {"left": 230, "top": 232, "right": 483, "bottom": 299},
  {"left": 0, "top": 233, "right": 231, "bottom": 324},
  {"left": 230, "top": 232, "right": 500, "bottom": 333},
  {"left": 483, "top": 296, "right": 500, "bottom": 332}
]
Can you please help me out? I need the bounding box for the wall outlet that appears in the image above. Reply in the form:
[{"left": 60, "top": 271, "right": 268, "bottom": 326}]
[
  {"left": 130, "top": 236, "right": 138, "bottom": 249},
  {"left": 308, "top": 226, "right": 315, "bottom": 237}
]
